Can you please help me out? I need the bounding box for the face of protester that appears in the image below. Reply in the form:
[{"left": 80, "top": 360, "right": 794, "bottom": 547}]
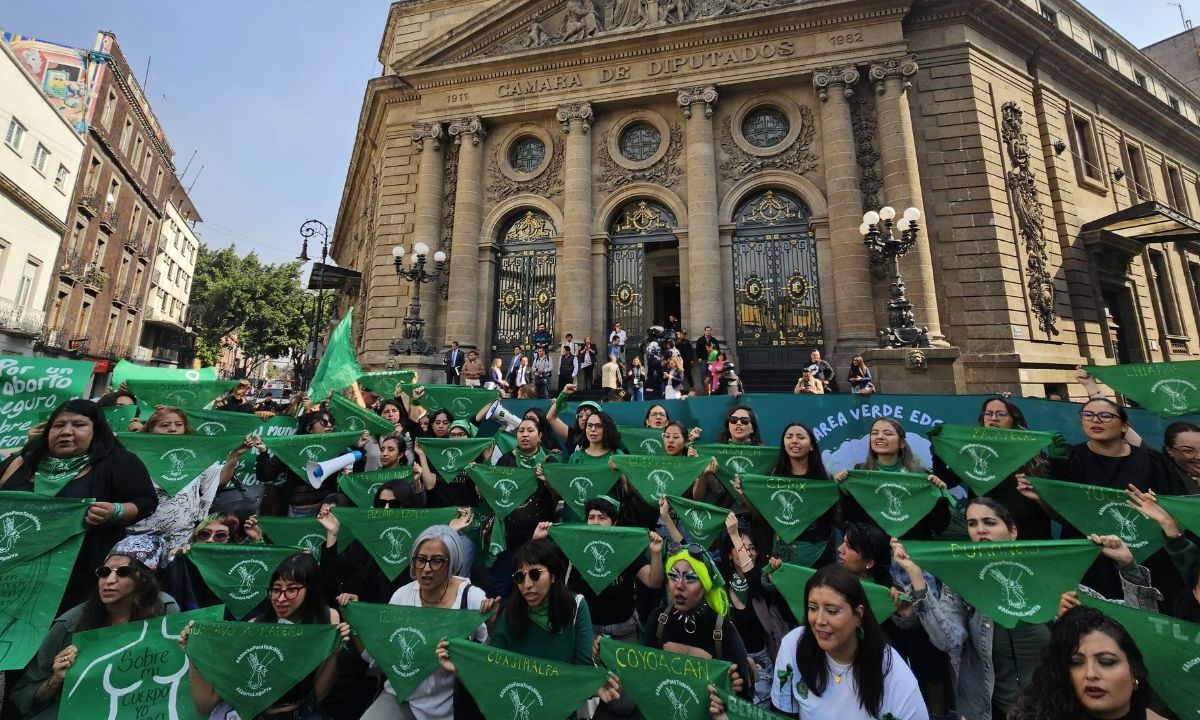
[
  {"left": 662, "top": 425, "right": 687, "bottom": 456},
  {"left": 806, "top": 585, "right": 863, "bottom": 662},
  {"left": 646, "top": 406, "right": 669, "bottom": 429},
  {"left": 412, "top": 539, "right": 450, "bottom": 593},
  {"left": 966, "top": 503, "right": 1016, "bottom": 543},
  {"left": 431, "top": 414, "right": 451, "bottom": 437},
  {"left": 810, "top": 350, "right": 821, "bottom": 364},
  {"left": 1167, "top": 430, "right": 1200, "bottom": 477},
  {"left": 1070, "top": 630, "right": 1138, "bottom": 719},
  {"left": 149, "top": 412, "right": 187, "bottom": 435},
  {"left": 632, "top": 357, "right": 642, "bottom": 368},
  {"left": 575, "top": 407, "right": 593, "bottom": 430},
  {"left": 48, "top": 411, "right": 94, "bottom": 458},
  {"left": 418, "top": 415, "right": 430, "bottom": 433},
  {"left": 448, "top": 426, "right": 469, "bottom": 439},
  {"left": 195, "top": 520, "right": 232, "bottom": 544},
  {"left": 269, "top": 576, "right": 308, "bottom": 620},
  {"left": 726, "top": 410, "right": 754, "bottom": 442},
  {"left": 114, "top": 394, "right": 136, "bottom": 406},
  {"left": 869, "top": 420, "right": 903, "bottom": 458},
  {"left": 669, "top": 559, "right": 704, "bottom": 613},
  {"left": 515, "top": 561, "right": 552, "bottom": 608},
  {"left": 836, "top": 536, "right": 875, "bottom": 578},
  {"left": 585, "top": 417, "right": 606, "bottom": 447},
  {"left": 516, "top": 420, "right": 541, "bottom": 453},
  {"left": 586, "top": 509, "right": 614, "bottom": 526},
  {"left": 381, "top": 404, "right": 402, "bottom": 424},
  {"left": 1081, "top": 400, "right": 1126, "bottom": 443},
  {"left": 981, "top": 399, "right": 1016, "bottom": 429},
  {"left": 783, "top": 425, "right": 813, "bottom": 461},
  {"left": 379, "top": 440, "right": 402, "bottom": 468},
  {"left": 309, "top": 414, "right": 333, "bottom": 435},
  {"left": 97, "top": 554, "right": 138, "bottom": 607},
  {"left": 233, "top": 383, "right": 250, "bottom": 400}
]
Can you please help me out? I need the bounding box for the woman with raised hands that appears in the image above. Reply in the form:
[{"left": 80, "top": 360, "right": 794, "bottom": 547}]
[
  {"left": 1125, "top": 485, "right": 1200, "bottom": 621},
  {"left": 254, "top": 408, "right": 369, "bottom": 517},
  {"left": 691, "top": 405, "right": 763, "bottom": 506},
  {"left": 543, "top": 382, "right": 603, "bottom": 456}
]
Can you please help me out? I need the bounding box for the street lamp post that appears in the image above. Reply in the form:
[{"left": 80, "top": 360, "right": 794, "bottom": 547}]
[
  {"left": 390, "top": 242, "right": 446, "bottom": 357},
  {"left": 297, "top": 219, "right": 331, "bottom": 388},
  {"left": 860, "top": 206, "right": 931, "bottom": 348}
]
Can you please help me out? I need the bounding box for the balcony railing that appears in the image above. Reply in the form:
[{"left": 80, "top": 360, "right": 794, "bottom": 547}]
[
  {"left": 59, "top": 252, "right": 88, "bottom": 281},
  {"left": 129, "top": 294, "right": 144, "bottom": 313},
  {"left": 0, "top": 297, "right": 45, "bottom": 335},
  {"left": 40, "top": 325, "right": 71, "bottom": 350},
  {"left": 125, "top": 232, "right": 149, "bottom": 255},
  {"left": 84, "top": 266, "right": 108, "bottom": 290},
  {"left": 67, "top": 335, "right": 92, "bottom": 356},
  {"left": 112, "top": 286, "right": 130, "bottom": 306},
  {"left": 78, "top": 188, "right": 100, "bottom": 216},
  {"left": 99, "top": 208, "right": 120, "bottom": 232}
]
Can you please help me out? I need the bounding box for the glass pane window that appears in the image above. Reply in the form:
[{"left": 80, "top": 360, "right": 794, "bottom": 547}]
[
  {"left": 508, "top": 136, "right": 546, "bottom": 173},
  {"left": 742, "top": 108, "right": 789, "bottom": 148},
  {"left": 619, "top": 123, "right": 661, "bottom": 162}
]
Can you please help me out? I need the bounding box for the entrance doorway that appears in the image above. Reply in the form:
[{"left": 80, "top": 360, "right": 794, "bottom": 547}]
[
  {"left": 1102, "top": 287, "right": 1143, "bottom": 364},
  {"left": 652, "top": 276, "right": 681, "bottom": 328},
  {"left": 607, "top": 200, "right": 679, "bottom": 351}
]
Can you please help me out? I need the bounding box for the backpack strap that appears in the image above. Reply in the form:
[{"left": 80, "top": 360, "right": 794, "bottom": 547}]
[
  {"left": 459, "top": 580, "right": 472, "bottom": 609},
  {"left": 654, "top": 606, "right": 670, "bottom": 644},
  {"left": 713, "top": 613, "right": 725, "bottom": 660}
]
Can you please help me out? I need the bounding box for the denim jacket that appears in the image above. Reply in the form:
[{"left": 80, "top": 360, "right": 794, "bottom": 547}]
[{"left": 911, "top": 563, "right": 1161, "bottom": 720}]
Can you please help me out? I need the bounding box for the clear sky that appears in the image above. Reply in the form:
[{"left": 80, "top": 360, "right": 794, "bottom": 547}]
[{"left": 1, "top": 1, "right": 1192, "bottom": 270}]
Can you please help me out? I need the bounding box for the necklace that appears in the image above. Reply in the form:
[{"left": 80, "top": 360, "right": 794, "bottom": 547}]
[
  {"left": 828, "top": 658, "right": 852, "bottom": 684},
  {"left": 420, "top": 581, "right": 451, "bottom": 607}
]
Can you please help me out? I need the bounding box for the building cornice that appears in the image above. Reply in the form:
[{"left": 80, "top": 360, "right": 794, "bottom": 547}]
[{"left": 0, "top": 172, "right": 69, "bottom": 235}]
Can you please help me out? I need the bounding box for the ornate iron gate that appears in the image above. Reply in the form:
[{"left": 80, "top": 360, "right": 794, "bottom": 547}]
[
  {"left": 607, "top": 201, "right": 677, "bottom": 350},
  {"left": 492, "top": 211, "right": 557, "bottom": 351},
  {"left": 731, "top": 191, "right": 822, "bottom": 369}
]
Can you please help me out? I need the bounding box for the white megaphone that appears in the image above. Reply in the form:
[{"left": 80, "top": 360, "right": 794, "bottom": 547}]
[
  {"left": 306, "top": 450, "right": 363, "bottom": 488},
  {"left": 484, "top": 400, "right": 522, "bottom": 433}
]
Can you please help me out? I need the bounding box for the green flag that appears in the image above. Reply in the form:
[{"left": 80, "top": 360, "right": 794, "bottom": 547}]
[
  {"left": 541, "top": 464, "right": 620, "bottom": 520},
  {"left": 691, "top": 443, "right": 779, "bottom": 494},
  {"left": 308, "top": 308, "right": 363, "bottom": 400},
  {"left": 419, "top": 384, "right": 499, "bottom": 420},
  {"left": 1028, "top": 477, "right": 1164, "bottom": 562},
  {"left": 0, "top": 355, "right": 94, "bottom": 452},
  {"left": 611, "top": 455, "right": 712, "bottom": 505},
  {"left": 466, "top": 465, "right": 539, "bottom": 521},
  {"left": 491, "top": 431, "right": 517, "bottom": 457},
  {"left": 262, "top": 430, "right": 363, "bottom": 481},
  {"left": 342, "top": 602, "right": 486, "bottom": 701},
  {"left": 124, "top": 379, "right": 238, "bottom": 410},
  {"left": 356, "top": 369, "right": 417, "bottom": 398},
  {"left": 927, "top": 424, "right": 1067, "bottom": 495},
  {"left": 902, "top": 539, "right": 1101, "bottom": 628},
  {"left": 256, "top": 516, "right": 328, "bottom": 560},
  {"left": 548, "top": 524, "right": 649, "bottom": 593},
  {"left": 0, "top": 491, "right": 89, "bottom": 571},
  {"left": 736, "top": 474, "right": 840, "bottom": 543},
  {"left": 450, "top": 637, "right": 608, "bottom": 720},
  {"left": 258, "top": 415, "right": 300, "bottom": 437},
  {"left": 840, "top": 469, "right": 949, "bottom": 538},
  {"left": 666, "top": 494, "right": 729, "bottom": 548},
  {"left": 766, "top": 561, "right": 897, "bottom": 623},
  {"left": 111, "top": 359, "right": 217, "bottom": 388},
  {"left": 187, "top": 544, "right": 298, "bottom": 618},
  {"left": 117, "top": 432, "right": 238, "bottom": 495},
  {"left": 184, "top": 621, "right": 339, "bottom": 720},
  {"left": 184, "top": 408, "right": 266, "bottom": 437},
  {"left": 333, "top": 507, "right": 458, "bottom": 580},
  {"left": 61, "top": 605, "right": 224, "bottom": 720},
  {"left": 1157, "top": 494, "right": 1200, "bottom": 537},
  {"left": 101, "top": 404, "right": 140, "bottom": 431},
  {"left": 619, "top": 427, "right": 668, "bottom": 456},
  {"left": 340, "top": 467, "right": 414, "bottom": 508},
  {"left": 0, "top": 531, "right": 84, "bottom": 670},
  {"left": 328, "top": 392, "right": 397, "bottom": 437},
  {"left": 420, "top": 437, "right": 496, "bottom": 476},
  {"left": 1079, "top": 595, "right": 1200, "bottom": 720},
  {"left": 717, "top": 688, "right": 792, "bottom": 720},
  {"left": 1087, "top": 360, "right": 1200, "bottom": 416},
  {"left": 598, "top": 637, "right": 732, "bottom": 720}
]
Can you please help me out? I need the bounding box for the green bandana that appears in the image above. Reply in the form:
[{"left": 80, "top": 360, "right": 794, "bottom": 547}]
[
  {"left": 491, "top": 431, "right": 518, "bottom": 457},
  {"left": 527, "top": 602, "right": 551, "bottom": 631},
  {"left": 100, "top": 404, "right": 140, "bottom": 431},
  {"left": 124, "top": 379, "right": 239, "bottom": 409},
  {"left": 691, "top": 443, "right": 779, "bottom": 495},
  {"left": 333, "top": 507, "right": 458, "bottom": 580},
  {"left": 1087, "top": 360, "right": 1200, "bottom": 417},
  {"left": 610, "top": 455, "right": 712, "bottom": 505},
  {"left": 355, "top": 369, "right": 417, "bottom": 398},
  {"left": 1156, "top": 494, "right": 1200, "bottom": 536},
  {"left": 256, "top": 516, "right": 328, "bottom": 561},
  {"left": 665, "top": 494, "right": 729, "bottom": 548},
  {"left": 1079, "top": 595, "right": 1200, "bottom": 720},
  {"left": 184, "top": 621, "right": 340, "bottom": 720},
  {"left": 0, "top": 356, "right": 94, "bottom": 453},
  {"left": 512, "top": 448, "right": 546, "bottom": 469},
  {"left": 262, "top": 430, "right": 363, "bottom": 483},
  {"left": 766, "top": 561, "right": 897, "bottom": 623},
  {"left": 598, "top": 637, "right": 733, "bottom": 720},
  {"left": 420, "top": 437, "right": 495, "bottom": 476},
  {"left": 328, "top": 392, "right": 398, "bottom": 437},
  {"left": 449, "top": 637, "right": 609, "bottom": 720},
  {"left": 716, "top": 688, "right": 792, "bottom": 720},
  {"left": 342, "top": 601, "right": 486, "bottom": 701},
  {"left": 901, "top": 539, "right": 1101, "bottom": 628},
  {"left": 548, "top": 524, "right": 649, "bottom": 593},
  {"left": 30, "top": 453, "right": 90, "bottom": 497},
  {"left": 307, "top": 309, "right": 363, "bottom": 400},
  {"left": 112, "top": 359, "right": 217, "bottom": 388},
  {"left": 541, "top": 464, "right": 620, "bottom": 520},
  {"left": 61, "top": 605, "right": 224, "bottom": 720},
  {"left": 0, "top": 492, "right": 89, "bottom": 670},
  {"left": 927, "top": 424, "right": 1069, "bottom": 495},
  {"left": 1028, "top": 477, "right": 1164, "bottom": 562},
  {"left": 619, "top": 427, "right": 668, "bottom": 455},
  {"left": 185, "top": 408, "right": 267, "bottom": 437},
  {"left": 736, "top": 473, "right": 840, "bottom": 543},
  {"left": 187, "top": 544, "right": 298, "bottom": 618},
  {"left": 466, "top": 465, "right": 539, "bottom": 521},
  {"left": 840, "top": 469, "right": 950, "bottom": 538},
  {"left": 487, "top": 517, "right": 507, "bottom": 566},
  {"left": 339, "top": 467, "right": 414, "bottom": 508},
  {"left": 118, "top": 432, "right": 238, "bottom": 496},
  {"left": 419, "top": 385, "right": 499, "bottom": 420}
]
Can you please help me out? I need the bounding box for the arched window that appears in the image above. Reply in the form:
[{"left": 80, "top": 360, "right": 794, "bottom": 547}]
[{"left": 607, "top": 201, "right": 678, "bottom": 350}]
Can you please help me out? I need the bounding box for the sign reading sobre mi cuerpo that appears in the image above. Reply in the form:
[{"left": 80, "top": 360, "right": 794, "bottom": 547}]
[{"left": 0, "top": 355, "right": 94, "bottom": 452}]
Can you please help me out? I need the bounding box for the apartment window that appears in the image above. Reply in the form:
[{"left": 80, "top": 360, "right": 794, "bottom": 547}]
[
  {"left": 76, "top": 300, "right": 93, "bottom": 338},
  {"left": 1093, "top": 41, "right": 1109, "bottom": 63},
  {"left": 1125, "top": 144, "right": 1151, "bottom": 201},
  {"left": 154, "top": 169, "right": 164, "bottom": 195},
  {"left": 1070, "top": 112, "right": 1103, "bottom": 183},
  {"left": 133, "top": 136, "right": 144, "bottom": 166},
  {"left": 143, "top": 151, "right": 153, "bottom": 177},
  {"left": 0, "top": 240, "right": 9, "bottom": 277},
  {"left": 1149, "top": 251, "right": 1183, "bottom": 336},
  {"left": 50, "top": 290, "right": 69, "bottom": 327},
  {"left": 15, "top": 259, "right": 41, "bottom": 307},
  {"left": 1041, "top": 4, "right": 1058, "bottom": 24},
  {"left": 31, "top": 144, "right": 49, "bottom": 174},
  {"left": 101, "top": 90, "right": 117, "bottom": 129},
  {"left": 5, "top": 118, "right": 27, "bottom": 152},
  {"left": 69, "top": 221, "right": 86, "bottom": 254},
  {"left": 86, "top": 157, "right": 101, "bottom": 190},
  {"left": 1165, "top": 165, "right": 1189, "bottom": 212},
  {"left": 1134, "top": 72, "right": 1147, "bottom": 89},
  {"left": 1169, "top": 96, "right": 1181, "bottom": 113},
  {"left": 94, "top": 235, "right": 108, "bottom": 265},
  {"left": 54, "top": 164, "right": 70, "bottom": 192},
  {"left": 120, "top": 119, "right": 133, "bottom": 154}
]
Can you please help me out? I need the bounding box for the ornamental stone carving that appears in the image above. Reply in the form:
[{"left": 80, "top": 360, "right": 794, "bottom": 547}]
[
  {"left": 555, "top": 102, "right": 595, "bottom": 133},
  {"left": 596, "top": 122, "right": 683, "bottom": 192},
  {"left": 719, "top": 106, "right": 818, "bottom": 179},
  {"left": 448, "top": 117, "right": 487, "bottom": 146},
  {"left": 813, "top": 67, "right": 860, "bottom": 102},
  {"left": 411, "top": 121, "right": 445, "bottom": 151},
  {"left": 868, "top": 55, "right": 919, "bottom": 94},
  {"left": 677, "top": 86, "right": 719, "bottom": 119},
  {"left": 486, "top": 135, "right": 565, "bottom": 203}
]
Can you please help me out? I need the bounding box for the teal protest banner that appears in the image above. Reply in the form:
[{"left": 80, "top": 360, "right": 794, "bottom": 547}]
[
  {"left": 111, "top": 359, "right": 217, "bottom": 388},
  {"left": 0, "top": 355, "right": 94, "bottom": 452}
]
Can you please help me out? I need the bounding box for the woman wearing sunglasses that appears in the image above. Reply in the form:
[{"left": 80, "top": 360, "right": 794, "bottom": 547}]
[
  {"left": 691, "top": 406, "right": 763, "bottom": 505},
  {"left": 255, "top": 410, "right": 368, "bottom": 518},
  {"left": 12, "top": 535, "right": 177, "bottom": 720},
  {"left": 169, "top": 513, "right": 244, "bottom": 610}
]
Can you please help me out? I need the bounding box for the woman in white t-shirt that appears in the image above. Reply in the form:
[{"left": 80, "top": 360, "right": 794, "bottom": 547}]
[
  {"left": 354, "top": 525, "right": 499, "bottom": 720},
  {"left": 766, "top": 565, "right": 927, "bottom": 720}
]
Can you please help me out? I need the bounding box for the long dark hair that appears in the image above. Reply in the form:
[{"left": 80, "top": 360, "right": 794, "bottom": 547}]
[
  {"left": 19, "top": 399, "right": 119, "bottom": 470},
  {"left": 585, "top": 411, "right": 621, "bottom": 453},
  {"left": 1009, "top": 607, "right": 1151, "bottom": 720},
  {"left": 771, "top": 422, "right": 828, "bottom": 479},
  {"left": 427, "top": 409, "right": 454, "bottom": 437},
  {"left": 503, "top": 538, "right": 575, "bottom": 639},
  {"left": 977, "top": 396, "right": 1030, "bottom": 429},
  {"left": 1164, "top": 421, "right": 1200, "bottom": 452},
  {"left": 77, "top": 559, "right": 163, "bottom": 632},
  {"left": 863, "top": 418, "right": 922, "bottom": 472},
  {"left": 521, "top": 407, "right": 558, "bottom": 452},
  {"left": 718, "top": 405, "right": 762, "bottom": 445},
  {"left": 297, "top": 410, "right": 332, "bottom": 435},
  {"left": 842, "top": 521, "right": 893, "bottom": 588},
  {"left": 256, "top": 553, "right": 330, "bottom": 625},
  {"left": 795, "top": 565, "right": 888, "bottom": 716}
]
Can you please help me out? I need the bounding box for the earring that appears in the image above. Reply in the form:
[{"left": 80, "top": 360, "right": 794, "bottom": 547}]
[
  {"left": 1133, "top": 679, "right": 1139, "bottom": 690},
  {"left": 856, "top": 626, "right": 865, "bottom": 640}
]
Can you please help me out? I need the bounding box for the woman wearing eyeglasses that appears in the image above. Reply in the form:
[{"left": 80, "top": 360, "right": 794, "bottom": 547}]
[
  {"left": 168, "top": 513, "right": 245, "bottom": 610},
  {"left": 1161, "top": 421, "right": 1200, "bottom": 494},
  {"left": 255, "top": 409, "right": 369, "bottom": 518},
  {"left": 566, "top": 410, "right": 623, "bottom": 465},
  {"left": 12, "top": 536, "right": 177, "bottom": 720}
]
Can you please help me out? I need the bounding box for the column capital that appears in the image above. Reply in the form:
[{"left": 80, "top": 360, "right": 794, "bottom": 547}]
[
  {"left": 868, "top": 54, "right": 918, "bottom": 95},
  {"left": 555, "top": 101, "right": 595, "bottom": 133},
  {"left": 677, "top": 85, "right": 718, "bottom": 119},
  {"left": 448, "top": 117, "right": 487, "bottom": 146},
  {"left": 813, "top": 66, "right": 860, "bottom": 102},
  {"left": 411, "top": 121, "right": 445, "bottom": 151}
]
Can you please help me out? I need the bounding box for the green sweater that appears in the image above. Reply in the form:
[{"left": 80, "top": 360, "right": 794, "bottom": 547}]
[{"left": 489, "top": 595, "right": 593, "bottom": 665}]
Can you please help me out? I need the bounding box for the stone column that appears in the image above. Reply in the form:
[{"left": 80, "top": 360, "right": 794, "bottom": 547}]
[
  {"left": 814, "top": 66, "right": 877, "bottom": 347},
  {"left": 870, "top": 55, "right": 946, "bottom": 345},
  {"left": 445, "top": 116, "right": 486, "bottom": 349},
  {"left": 410, "top": 121, "right": 446, "bottom": 340},
  {"left": 677, "top": 85, "right": 724, "bottom": 339},
  {"left": 556, "top": 101, "right": 595, "bottom": 340}
]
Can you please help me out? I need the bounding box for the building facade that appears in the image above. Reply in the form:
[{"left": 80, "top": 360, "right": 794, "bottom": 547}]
[
  {"left": 332, "top": 0, "right": 1200, "bottom": 395},
  {"left": 138, "top": 193, "right": 200, "bottom": 366},
  {"left": 0, "top": 39, "right": 85, "bottom": 356}
]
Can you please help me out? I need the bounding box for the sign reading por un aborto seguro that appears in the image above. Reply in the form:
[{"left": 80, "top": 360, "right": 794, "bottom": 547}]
[{"left": 0, "top": 356, "right": 94, "bottom": 453}]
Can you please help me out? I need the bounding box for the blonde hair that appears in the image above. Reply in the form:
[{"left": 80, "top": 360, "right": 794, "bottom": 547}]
[{"left": 140, "top": 406, "right": 192, "bottom": 434}]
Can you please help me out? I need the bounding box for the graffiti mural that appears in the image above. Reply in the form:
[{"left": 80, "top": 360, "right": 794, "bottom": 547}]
[{"left": 2, "top": 33, "right": 98, "bottom": 133}]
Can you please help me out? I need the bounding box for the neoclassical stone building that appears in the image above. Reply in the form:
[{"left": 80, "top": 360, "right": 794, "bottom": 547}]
[{"left": 332, "top": 0, "right": 1200, "bottom": 394}]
